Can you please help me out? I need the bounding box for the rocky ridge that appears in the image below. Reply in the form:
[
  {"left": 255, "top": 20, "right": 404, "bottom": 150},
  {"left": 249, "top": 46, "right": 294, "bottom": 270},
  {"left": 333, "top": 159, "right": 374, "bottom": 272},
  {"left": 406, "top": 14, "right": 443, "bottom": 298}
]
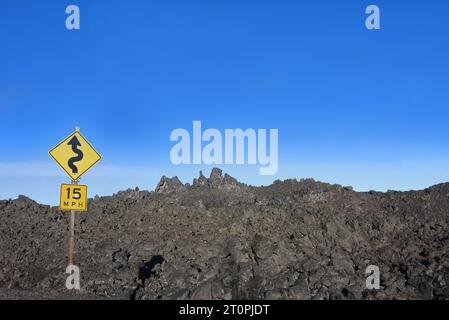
[{"left": 0, "top": 169, "right": 448, "bottom": 300}]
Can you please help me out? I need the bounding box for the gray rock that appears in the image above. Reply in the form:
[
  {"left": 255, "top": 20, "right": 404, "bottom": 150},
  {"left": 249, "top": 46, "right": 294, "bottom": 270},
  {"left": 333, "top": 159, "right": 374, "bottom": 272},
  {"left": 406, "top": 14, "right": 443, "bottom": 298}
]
[{"left": 0, "top": 168, "right": 448, "bottom": 300}]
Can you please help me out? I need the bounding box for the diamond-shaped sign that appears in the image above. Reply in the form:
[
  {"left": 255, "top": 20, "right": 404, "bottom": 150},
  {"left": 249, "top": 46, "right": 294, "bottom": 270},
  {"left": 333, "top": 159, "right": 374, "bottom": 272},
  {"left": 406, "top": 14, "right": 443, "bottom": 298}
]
[{"left": 49, "top": 130, "right": 101, "bottom": 180}]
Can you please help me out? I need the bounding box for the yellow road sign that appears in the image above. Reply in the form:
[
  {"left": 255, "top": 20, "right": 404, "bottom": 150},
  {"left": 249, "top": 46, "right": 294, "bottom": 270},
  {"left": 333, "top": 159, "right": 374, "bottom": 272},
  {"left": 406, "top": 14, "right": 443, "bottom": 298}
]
[
  {"left": 59, "top": 184, "right": 88, "bottom": 211},
  {"left": 49, "top": 130, "right": 101, "bottom": 180}
]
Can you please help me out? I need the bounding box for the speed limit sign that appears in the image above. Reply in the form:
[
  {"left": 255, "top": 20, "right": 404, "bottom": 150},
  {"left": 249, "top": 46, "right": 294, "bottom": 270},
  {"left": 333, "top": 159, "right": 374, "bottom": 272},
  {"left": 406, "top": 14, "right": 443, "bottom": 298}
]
[{"left": 59, "top": 184, "right": 88, "bottom": 212}]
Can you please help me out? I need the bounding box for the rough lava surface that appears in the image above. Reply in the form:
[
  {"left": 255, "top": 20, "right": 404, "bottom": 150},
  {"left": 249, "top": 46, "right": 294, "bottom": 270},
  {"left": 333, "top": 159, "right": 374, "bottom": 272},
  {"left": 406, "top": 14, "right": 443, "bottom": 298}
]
[{"left": 1, "top": 168, "right": 449, "bottom": 300}]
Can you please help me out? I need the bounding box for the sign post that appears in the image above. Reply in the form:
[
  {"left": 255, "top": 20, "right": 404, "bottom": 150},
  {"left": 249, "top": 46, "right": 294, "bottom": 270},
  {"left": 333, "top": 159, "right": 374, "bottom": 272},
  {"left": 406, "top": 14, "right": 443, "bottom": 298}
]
[
  {"left": 49, "top": 127, "right": 101, "bottom": 269},
  {"left": 68, "top": 180, "right": 77, "bottom": 267}
]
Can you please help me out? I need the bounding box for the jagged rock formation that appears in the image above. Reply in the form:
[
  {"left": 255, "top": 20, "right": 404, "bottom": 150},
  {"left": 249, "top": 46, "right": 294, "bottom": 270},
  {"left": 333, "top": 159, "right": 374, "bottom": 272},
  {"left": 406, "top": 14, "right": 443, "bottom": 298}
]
[
  {"left": 192, "top": 168, "right": 245, "bottom": 191},
  {"left": 155, "top": 176, "right": 186, "bottom": 194},
  {"left": 157, "top": 168, "right": 245, "bottom": 194},
  {"left": 0, "top": 169, "right": 448, "bottom": 300}
]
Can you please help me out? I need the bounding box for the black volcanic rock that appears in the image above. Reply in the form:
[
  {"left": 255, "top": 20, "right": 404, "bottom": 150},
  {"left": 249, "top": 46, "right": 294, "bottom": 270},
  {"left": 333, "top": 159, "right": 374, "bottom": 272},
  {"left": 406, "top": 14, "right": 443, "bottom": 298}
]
[
  {"left": 155, "top": 176, "right": 186, "bottom": 194},
  {"left": 209, "top": 168, "right": 223, "bottom": 186},
  {"left": 192, "top": 170, "right": 209, "bottom": 188},
  {"left": 0, "top": 168, "right": 449, "bottom": 300},
  {"left": 189, "top": 169, "right": 244, "bottom": 191}
]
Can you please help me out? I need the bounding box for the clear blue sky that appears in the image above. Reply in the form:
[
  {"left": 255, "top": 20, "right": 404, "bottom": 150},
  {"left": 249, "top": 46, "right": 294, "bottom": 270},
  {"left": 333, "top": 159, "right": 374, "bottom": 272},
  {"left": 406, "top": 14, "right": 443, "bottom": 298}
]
[{"left": 1, "top": 0, "right": 449, "bottom": 204}]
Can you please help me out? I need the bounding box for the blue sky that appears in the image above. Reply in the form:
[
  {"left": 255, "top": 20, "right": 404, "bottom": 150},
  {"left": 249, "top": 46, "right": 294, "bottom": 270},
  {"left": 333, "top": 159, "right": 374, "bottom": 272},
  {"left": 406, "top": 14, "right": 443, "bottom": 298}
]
[{"left": 1, "top": 0, "right": 449, "bottom": 204}]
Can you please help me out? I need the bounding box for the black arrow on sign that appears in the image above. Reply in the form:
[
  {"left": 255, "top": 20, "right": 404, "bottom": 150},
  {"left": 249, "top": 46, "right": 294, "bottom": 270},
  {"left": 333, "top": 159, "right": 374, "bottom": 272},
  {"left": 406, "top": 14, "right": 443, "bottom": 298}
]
[{"left": 67, "top": 135, "right": 84, "bottom": 174}]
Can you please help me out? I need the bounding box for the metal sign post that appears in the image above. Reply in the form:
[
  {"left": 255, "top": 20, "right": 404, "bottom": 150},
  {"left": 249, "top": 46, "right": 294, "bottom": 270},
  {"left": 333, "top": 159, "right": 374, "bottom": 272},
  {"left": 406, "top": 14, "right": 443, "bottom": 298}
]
[{"left": 68, "top": 179, "right": 78, "bottom": 267}]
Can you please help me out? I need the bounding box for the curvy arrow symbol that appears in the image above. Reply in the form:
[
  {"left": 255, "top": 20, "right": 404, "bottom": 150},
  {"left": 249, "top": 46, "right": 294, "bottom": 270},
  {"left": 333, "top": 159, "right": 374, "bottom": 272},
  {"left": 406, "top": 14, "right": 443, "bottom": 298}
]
[{"left": 67, "top": 135, "right": 84, "bottom": 174}]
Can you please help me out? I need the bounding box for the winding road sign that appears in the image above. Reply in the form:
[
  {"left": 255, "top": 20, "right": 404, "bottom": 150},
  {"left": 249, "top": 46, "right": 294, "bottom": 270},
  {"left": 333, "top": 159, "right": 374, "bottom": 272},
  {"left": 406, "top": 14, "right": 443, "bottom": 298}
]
[{"left": 49, "top": 130, "right": 101, "bottom": 180}]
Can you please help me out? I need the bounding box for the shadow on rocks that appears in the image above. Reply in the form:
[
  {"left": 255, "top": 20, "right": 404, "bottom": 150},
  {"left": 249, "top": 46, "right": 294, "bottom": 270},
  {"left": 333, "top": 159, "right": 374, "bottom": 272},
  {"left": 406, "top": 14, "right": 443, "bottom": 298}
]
[{"left": 130, "top": 255, "right": 164, "bottom": 300}]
